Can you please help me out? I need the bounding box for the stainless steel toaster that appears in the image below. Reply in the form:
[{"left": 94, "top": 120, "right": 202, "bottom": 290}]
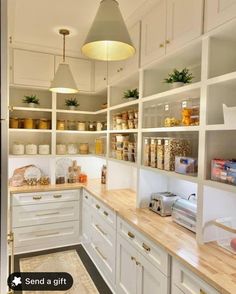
[{"left": 149, "top": 192, "right": 179, "bottom": 216}]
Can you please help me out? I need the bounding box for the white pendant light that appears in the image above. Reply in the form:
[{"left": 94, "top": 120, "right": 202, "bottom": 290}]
[
  {"left": 82, "top": 0, "right": 135, "bottom": 61},
  {"left": 50, "top": 29, "right": 78, "bottom": 94}
]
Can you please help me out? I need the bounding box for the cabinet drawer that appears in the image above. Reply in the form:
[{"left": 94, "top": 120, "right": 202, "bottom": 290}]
[
  {"left": 13, "top": 201, "right": 79, "bottom": 228},
  {"left": 83, "top": 189, "right": 93, "bottom": 205},
  {"left": 118, "top": 217, "right": 170, "bottom": 276},
  {"left": 92, "top": 198, "right": 116, "bottom": 228},
  {"left": 12, "top": 190, "right": 79, "bottom": 206},
  {"left": 172, "top": 259, "right": 220, "bottom": 294},
  {"left": 14, "top": 221, "right": 80, "bottom": 249}
]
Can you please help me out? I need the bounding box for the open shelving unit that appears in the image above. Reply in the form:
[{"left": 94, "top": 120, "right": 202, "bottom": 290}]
[{"left": 8, "top": 19, "right": 236, "bottom": 246}]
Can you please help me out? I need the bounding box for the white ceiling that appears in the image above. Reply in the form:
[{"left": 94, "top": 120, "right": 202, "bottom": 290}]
[{"left": 9, "top": 0, "right": 147, "bottom": 58}]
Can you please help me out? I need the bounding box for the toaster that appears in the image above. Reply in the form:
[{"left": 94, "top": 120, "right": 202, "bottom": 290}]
[
  {"left": 172, "top": 198, "right": 197, "bottom": 233},
  {"left": 149, "top": 192, "right": 179, "bottom": 216}
]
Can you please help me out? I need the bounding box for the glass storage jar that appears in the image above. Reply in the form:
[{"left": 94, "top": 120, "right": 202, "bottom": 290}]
[
  {"left": 25, "top": 144, "right": 37, "bottom": 155},
  {"left": 10, "top": 117, "right": 19, "bottom": 129},
  {"left": 88, "top": 121, "right": 95, "bottom": 131},
  {"left": 79, "top": 143, "right": 89, "bottom": 154},
  {"left": 38, "top": 118, "right": 49, "bottom": 129},
  {"left": 56, "top": 144, "right": 66, "bottom": 155},
  {"left": 24, "top": 118, "right": 34, "bottom": 129},
  {"left": 77, "top": 121, "right": 86, "bottom": 131},
  {"left": 95, "top": 138, "right": 104, "bottom": 155},
  {"left": 67, "top": 144, "right": 78, "bottom": 155},
  {"left": 39, "top": 145, "right": 50, "bottom": 155},
  {"left": 67, "top": 120, "right": 76, "bottom": 130},
  {"left": 12, "top": 143, "right": 24, "bottom": 155},
  {"left": 143, "top": 138, "right": 150, "bottom": 166},
  {"left": 57, "top": 120, "right": 65, "bottom": 130}
]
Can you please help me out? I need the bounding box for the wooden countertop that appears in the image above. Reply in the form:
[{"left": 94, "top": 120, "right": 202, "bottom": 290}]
[{"left": 9, "top": 180, "right": 236, "bottom": 294}]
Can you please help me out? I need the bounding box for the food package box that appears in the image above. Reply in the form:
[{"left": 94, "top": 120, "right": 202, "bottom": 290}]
[
  {"left": 211, "top": 159, "right": 236, "bottom": 185},
  {"left": 175, "top": 156, "right": 198, "bottom": 176}
]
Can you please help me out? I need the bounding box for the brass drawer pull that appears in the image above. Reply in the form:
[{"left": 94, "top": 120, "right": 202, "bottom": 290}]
[
  {"left": 95, "top": 224, "right": 107, "bottom": 236},
  {"left": 128, "top": 231, "right": 135, "bottom": 239},
  {"left": 33, "top": 196, "right": 42, "bottom": 200},
  {"left": 36, "top": 231, "right": 59, "bottom": 237},
  {"left": 95, "top": 246, "right": 107, "bottom": 261},
  {"left": 200, "top": 290, "right": 207, "bottom": 294},
  {"left": 85, "top": 195, "right": 88, "bottom": 199},
  {"left": 131, "top": 256, "right": 136, "bottom": 261},
  {"left": 36, "top": 212, "right": 60, "bottom": 217},
  {"left": 142, "top": 243, "right": 151, "bottom": 252},
  {"left": 96, "top": 204, "right": 100, "bottom": 210},
  {"left": 103, "top": 211, "right": 109, "bottom": 217},
  {"left": 136, "top": 261, "right": 141, "bottom": 266},
  {"left": 53, "top": 194, "right": 62, "bottom": 198}
]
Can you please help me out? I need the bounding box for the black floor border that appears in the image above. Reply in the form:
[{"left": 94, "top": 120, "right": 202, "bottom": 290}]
[{"left": 12, "top": 244, "right": 112, "bottom": 294}]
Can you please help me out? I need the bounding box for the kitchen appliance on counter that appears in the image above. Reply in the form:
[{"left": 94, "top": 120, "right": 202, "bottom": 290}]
[
  {"left": 149, "top": 192, "right": 179, "bottom": 216},
  {"left": 172, "top": 198, "right": 197, "bottom": 233}
]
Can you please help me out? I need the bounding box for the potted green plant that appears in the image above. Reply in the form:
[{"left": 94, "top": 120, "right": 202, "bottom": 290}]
[
  {"left": 65, "top": 98, "right": 80, "bottom": 110},
  {"left": 123, "top": 88, "right": 139, "bottom": 101},
  {"left": 164, "top": 68, "right": 193, "bottom": 89},
  {"left": 22, "top": 95, "right": 40, "bottom": 108}
]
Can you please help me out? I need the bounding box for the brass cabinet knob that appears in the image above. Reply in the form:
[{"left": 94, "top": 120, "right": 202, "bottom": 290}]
[
  {"left": 159, "top": 43, "right": 164, "bottom": 48},
  {"left": 166, "top": 40, "right": 170, "bottom": 44},
  {"left": 128, "top": 231, "right": 135, "bottom": 239}
]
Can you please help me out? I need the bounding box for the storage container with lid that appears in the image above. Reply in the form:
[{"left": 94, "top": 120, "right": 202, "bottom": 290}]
[
  {"left": 79, "top": 143, "right": 89, "bottom": 154},
  {"left": 12, "top": 143, "right": 24, "bottom": 155},
  {"left": 95, "top": 138, "right": 104, "bottom": 155},
  {"left": 143, "top": 137, "right": 150, "bottom": 166},
  {"left": 25, "top": 144, "right": 37, "bottom": 155},
  {"left": 67, "top": 144, "right": 78, "bottom": 155},
  {"left": 38, "top": 118, "right": 49, "bottom": 129},
  {"left": 10, "top": 117, "right": 19, "bottom": 129},
  {"left": 77, "top": 121, "right": 86, "bottom": 131},
  {"left": 150, "top": 137, "right": 157, "bottom": 168},
  {"left": 56, "top": 144, "right": 66, "bottom": 155},
  {"left": 67, "top": 120, "right": 76, "bottom": 130},
  {"left": 157, "top": 138, "right": 165, "bottom": 169},
  {"left": 24, "top": 118, "right": 34, "bottom": 129},
  {"left": 39, "top": 144, "right": 50, "bottom": 155},
  {"left": 57, "top": 120, "right": 65, "bottom": 130}
]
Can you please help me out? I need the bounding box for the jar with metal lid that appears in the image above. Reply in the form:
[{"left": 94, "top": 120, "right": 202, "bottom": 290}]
[
  {"left": 67, "top": 120, "right": 76, "bottom": 130},
  {"left": 77, "top": 121, "right": 86, "bottom": 131},
  {"left": 12, "top": 143, "right": 24, "bottom": 155},
  {"left": 57, "top": 120, "right": 65, "bottom": 130},
  {"left": 10, "top": 117, "right": 19, "bottom": 129},
  {"left": 56, "top": 144, "right": 66, "bottom": 155},
  {"left": 38, "top": 118, "right": 49, "bottom": 129},
  {"left": 24, "top": 118, "right": 34, "bottom": 129}
]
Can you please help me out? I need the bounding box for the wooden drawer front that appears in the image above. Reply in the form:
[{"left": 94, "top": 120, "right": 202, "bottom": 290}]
[
  {"left": 13, "top": 201, "right": 79, "bottom": 228},
  {"left": 12, "top": 190, "right": 79, "bottom": 206},
  {"left": 14, "top": 221, "right": 80, "bottom": 249},
  {"left": 118, "top": 217, "right": 169, "bottom": 276},
  {"left": 172, "top": 259, "right": 220, "bottom": 294},
  {"left": 91, "top": 217, "right": 115, "bottom": 284},
  {"left": 92, "top": 198, "right": 116, "bottom": 228},
  {"left": 83, "top": 189, "right": 92, "bottom": 205}
]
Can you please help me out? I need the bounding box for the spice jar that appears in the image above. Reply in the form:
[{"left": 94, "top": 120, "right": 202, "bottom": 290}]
[
  {"left": 96, "top": 121, "right": 103, "bottom": 131},
  {"left": 67, "top": 120, "right": 76, "bottom": 130},
  {"left": 10, "top": 118, "right": 19, "bottom": 129},
  {"left": 39, "top": 118, "right": 49, "bottom": 129},
  {"left": 12, "top": 143, "right": 24, "bottom": 155},
  {"left": 57, "top": 120, "right": 65, "bottom": 130},
  {"left": 25, "top": 144, "right": 37, "bottom": 155},
  {"left": 56, "top": 144, "right": 66, "bottom": 155},
  {"left": 39, "top": 145, "right": 50, "bottom": 155},
  {"left": 77, "top": 121, "right": 86, "bottom": 131},
  {"left": 24, "top": 118, "right": 34, "bottom": 129},
  {"left": 79, "top": 143, "right": 89, "bottom": 154}
]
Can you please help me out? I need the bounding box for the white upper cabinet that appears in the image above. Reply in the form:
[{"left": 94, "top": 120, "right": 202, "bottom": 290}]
[
  {"left": 205, "top": 0, "right": 236, "bottom": 32},
  {"left": 95, "top": 61, "right": 108, "bottom": 91},
  {"left": 55, "top": 56, "right": 92, "bottom": 92},
  {"left": 141, "top": 0, "right": 166, "bottom": 67},
  {"left": 166, "top": 0, "right": 203, "bottom": 53},
  {"left": 13, "top": 49, "right": 54, "bottom": 88}
]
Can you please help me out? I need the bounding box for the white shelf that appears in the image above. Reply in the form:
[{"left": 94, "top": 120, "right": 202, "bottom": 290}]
[
  {"left": 142, "top": 126, "right": 200, "bottom": 133},
  {"left": 206, "top": 124, "right": 236, "bottom": 131},
  {"left": 56, "top": 109, "right": 107, "bottom": 115},
  {"left": 207, "top": 71, "right": 236, "bottom": 86},
  {"left": 108, "top": 158, "right": 137, "bottom": 167},
  {"left": 142, "top": 82, "right": 201, "bottom": 103},
  {"left": 56, "top": 130, "right": 107, "bottom": 135},
  {"left": 204, "top": 180, "right": 236, "bottom": 194},
  {"left": 109, "top": 99, "right": 139, "bottom": 111},
  {"left": 10, "top": 106, "right": 52, "bottom": 112},
  {"left": 141, "top": 165, "right": 199, "bottom": 183},
  {"left": 109, "top": 129, "right": 138, "bottom": 134},
  {"left": 9, "top": 154, "right": 52, "bottom": 158},
  {"left": 9, "top": 128, "right": 52, "bottom": 133}
]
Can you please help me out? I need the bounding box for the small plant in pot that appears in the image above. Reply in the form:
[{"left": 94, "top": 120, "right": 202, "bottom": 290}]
[
  {"left": 65, "top": 98, "right": 80, "bottom": 110},
  {"left": 164, "top": 68, "right": 193, "bottom": 89},
  {"left": 123, "top": 88, "right": 139, "bottom": 101},
  {"left": 22, "top": 95, "right": 40, "bottom": 108}
]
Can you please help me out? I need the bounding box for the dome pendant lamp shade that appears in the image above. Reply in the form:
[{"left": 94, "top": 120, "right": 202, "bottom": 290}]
[
  {"left": 82, "top": 0, "right": 135, "bottom": 61},
  {"left": 50, "top": 29, "right": 78, "bottom": 94}
]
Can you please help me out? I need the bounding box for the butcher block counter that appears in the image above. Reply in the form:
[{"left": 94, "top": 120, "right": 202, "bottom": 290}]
[{"left": 9, "top": 180, "right": 236, "bottom": 294}]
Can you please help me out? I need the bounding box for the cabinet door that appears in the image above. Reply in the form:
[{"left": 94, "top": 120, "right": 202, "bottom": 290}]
[
  {"left": 166, "top": 0, "right": 203, "bottom": 53},
  {"left": 123, "top": 21, "right": 141, "bottom": 75},
  {"left": 55, "top": 56, "right": 92, "bottom": 92},
  {"left": 13, "top": 49, "right": 54, "bottom": 87},
  {"left": 82, "top": 202, "right": 91, "bottom": 246},
  {"left": 108, "top": 60, "right": 125, "bottom": 85},
  {"left": 95, "top": 61, "right": 108, "bottom": 91},
  {"left": 205, "top": 0, "right": 236, "bottom": 32},
  {"left": 137, "top": 252, "right": 169, "bottom": 294},
  {"left": 172, "top": 285, "right": 184, "bottom": 294},
  {"left": 141, "top": 0, "right": 166, "bottom": 67},
  {"left": 116, "top": 235, "right": 138, "bottom": 294}
]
